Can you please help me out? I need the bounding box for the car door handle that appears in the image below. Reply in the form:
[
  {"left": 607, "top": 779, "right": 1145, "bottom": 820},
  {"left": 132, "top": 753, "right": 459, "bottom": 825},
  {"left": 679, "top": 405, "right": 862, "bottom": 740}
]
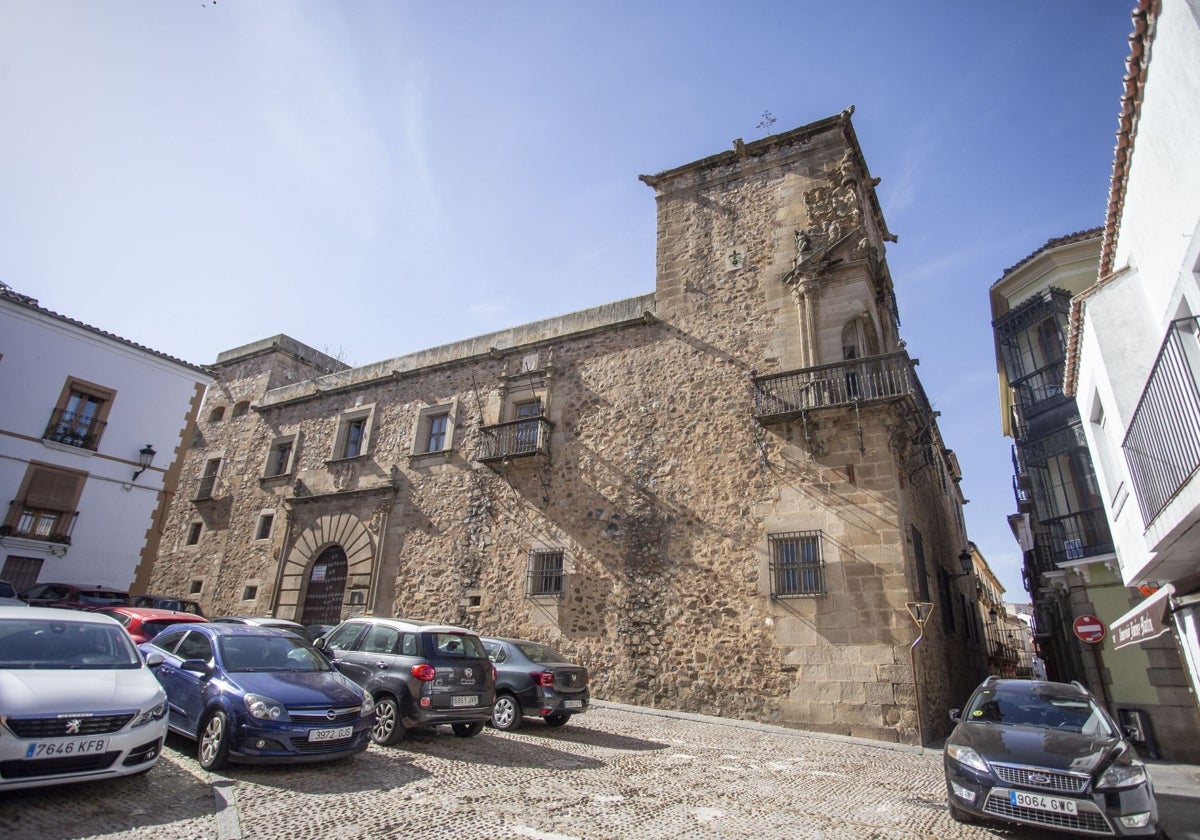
[{"left": 375, "top": 661, "right": 389, "bottom": 670}]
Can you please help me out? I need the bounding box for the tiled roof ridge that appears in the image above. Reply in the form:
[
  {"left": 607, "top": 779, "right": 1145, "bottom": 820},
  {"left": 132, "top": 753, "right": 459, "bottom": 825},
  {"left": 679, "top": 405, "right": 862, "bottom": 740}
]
[
  {"left": 995, "top": 227, "right": 1103, "bottom": 284},
  {"left": 0, "top": 282, "right": 210, "bottom": 376}
]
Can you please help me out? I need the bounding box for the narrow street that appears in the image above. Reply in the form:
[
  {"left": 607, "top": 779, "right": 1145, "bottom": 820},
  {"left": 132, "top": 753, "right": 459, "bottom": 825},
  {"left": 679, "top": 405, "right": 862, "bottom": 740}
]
[{"left": 3, "top": 701, "right": 1194, "bottom": 840}]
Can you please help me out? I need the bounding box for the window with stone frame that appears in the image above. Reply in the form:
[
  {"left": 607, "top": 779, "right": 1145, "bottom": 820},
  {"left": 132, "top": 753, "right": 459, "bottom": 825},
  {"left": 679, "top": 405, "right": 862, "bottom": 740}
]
[
  {"left": 185, "top": 521, "right": 202, "bottom": 545},
  {"left": 255, "top": 512, "right": 274, "bottom": 541},
  {"left": 264, "top": 436, "right": 297, "bottom": 477},
  {"left": 333, "top": 405, "right": 374, "bottom": 460},
  {"left": 412, "top": 401, "right": 457, "bottom": 456},
  {"left": 526, "top": 549, "right": 565, "bottom": 597},
  {"left": 3, "top": 464, "right": 86, "bottom": 543},
  {"left": 44, "top": 378, "right": 116, "bottom": 451},
  {"left": 194, "top": 458, "right": 221, "bottom": 500},
  {"left": 768, "top": 531, "right": 825, "bottom": 597}
]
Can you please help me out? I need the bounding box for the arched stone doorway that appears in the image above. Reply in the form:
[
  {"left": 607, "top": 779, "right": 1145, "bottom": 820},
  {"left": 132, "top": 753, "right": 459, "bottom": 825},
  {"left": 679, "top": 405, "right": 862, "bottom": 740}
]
[
  {"left": 276, "top": 512, "right": 377, "bottom": 623},
  {"left": 300, "top": 545, "right": 348, "bottom": 624}
]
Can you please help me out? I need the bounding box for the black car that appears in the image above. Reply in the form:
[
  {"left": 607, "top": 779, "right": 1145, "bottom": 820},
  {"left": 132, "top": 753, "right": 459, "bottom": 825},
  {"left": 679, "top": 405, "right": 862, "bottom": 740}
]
[
  {"left": 316, "top": 617, "right": 495, "bottom": 745},
  {"left": 480, "top": 636, "right": 589, "bottom": 730},
  {"left": 944, "top": 677, "right": 1159, "bottom": 837}
]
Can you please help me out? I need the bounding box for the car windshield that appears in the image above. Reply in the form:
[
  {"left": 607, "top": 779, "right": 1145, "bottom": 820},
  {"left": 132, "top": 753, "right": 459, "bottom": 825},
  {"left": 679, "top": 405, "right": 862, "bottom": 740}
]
[
  {"left": 964, "top": 688, "right": 1117, "bottom": 737},
  {"left": 514, "top": 641, "right": 571, "bottom": 663},
  {"left": 431, "top": 632, "right": 485, "bottom": 658},
  {"left": 77, "top": 591, "right": 128, "bottom": 606},
  {"left": 0, "top": 617, "right": 142, "bottom": 669},
  {"left": 218, "top": 635, "right": 332, "bottom": 672}
]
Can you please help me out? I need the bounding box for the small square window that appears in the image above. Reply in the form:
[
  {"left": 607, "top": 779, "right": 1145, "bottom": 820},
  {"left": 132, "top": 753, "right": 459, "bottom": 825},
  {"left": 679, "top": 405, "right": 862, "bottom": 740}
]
[
  {"left": 256, "top": 513, "right": 274, "bottom": 540},
  {"left": 241, "top": 585, "right": 258, "bottom": 601},
  {"left": 186, "top": 522, "right": 202, "bottom": 545},
  {"left": 188, "top": 579, "right": 203, "bottom": 595},
  {"left": 769, "top": 531, "right": 825, "bottom": 597},
  {"left": 527, "top": 549, "right": 565, "bottom": 597}
]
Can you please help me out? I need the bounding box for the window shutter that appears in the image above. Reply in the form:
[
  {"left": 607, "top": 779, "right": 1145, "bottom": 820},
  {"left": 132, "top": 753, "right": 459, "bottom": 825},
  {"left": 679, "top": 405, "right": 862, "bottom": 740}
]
[{"left": 25, "top": 468, "right": 82, "bottom": 510}]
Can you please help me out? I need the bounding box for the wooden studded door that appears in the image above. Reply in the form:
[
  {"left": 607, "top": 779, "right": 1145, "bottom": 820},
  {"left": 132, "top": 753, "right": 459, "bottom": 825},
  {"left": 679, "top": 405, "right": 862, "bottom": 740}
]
[{"left": 300, "top": 545, "right": 348, "bottom": 625}]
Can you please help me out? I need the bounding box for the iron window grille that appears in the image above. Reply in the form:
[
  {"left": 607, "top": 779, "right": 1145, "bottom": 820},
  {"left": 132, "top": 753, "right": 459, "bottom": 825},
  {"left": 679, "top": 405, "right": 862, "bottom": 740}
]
[
  {"left": 43, "top": 406, "right": 107, "bottom": 451},
  {"left": 527, "top": 549, "right": 565, "bottom": 598},
  {"left": 768, "top": 531, "right": 825, "bottom": 598}
]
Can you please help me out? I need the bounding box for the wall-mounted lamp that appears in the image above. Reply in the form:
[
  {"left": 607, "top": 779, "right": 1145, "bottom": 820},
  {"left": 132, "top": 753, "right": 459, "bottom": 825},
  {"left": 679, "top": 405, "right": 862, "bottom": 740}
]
[
  {"left": 131, "top": 444, "right": 156, "bottom": 482},
  {"left": 947, "top": 549, "right": 974, "bottom": 581}
]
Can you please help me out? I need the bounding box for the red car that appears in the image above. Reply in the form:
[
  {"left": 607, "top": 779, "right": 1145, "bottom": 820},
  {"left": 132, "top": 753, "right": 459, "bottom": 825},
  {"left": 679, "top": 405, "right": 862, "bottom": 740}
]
[{"left": 93, "top": 606, "right": 209, "bottom": 644}]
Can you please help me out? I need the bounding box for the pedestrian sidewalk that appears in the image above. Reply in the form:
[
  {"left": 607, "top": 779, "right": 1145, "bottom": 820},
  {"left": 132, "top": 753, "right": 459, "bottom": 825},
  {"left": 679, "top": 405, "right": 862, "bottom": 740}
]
[{"left": 1147, "top": 758, "right": 1200, "bottom": 797}]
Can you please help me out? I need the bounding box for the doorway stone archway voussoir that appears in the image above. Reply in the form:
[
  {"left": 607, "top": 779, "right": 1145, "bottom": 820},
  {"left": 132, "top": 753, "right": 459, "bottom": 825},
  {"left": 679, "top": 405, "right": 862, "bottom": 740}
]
[{"left": 278, "top": 513, "right": 375, "bottom": 623}]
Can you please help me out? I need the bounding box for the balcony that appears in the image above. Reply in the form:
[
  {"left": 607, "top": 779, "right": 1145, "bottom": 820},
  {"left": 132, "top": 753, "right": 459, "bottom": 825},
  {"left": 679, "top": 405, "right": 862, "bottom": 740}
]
[
  {"left": 1122, "top": 315, "right": 1200, "bottom": 526},
  {"left": 752, "top": 351, "right": 922, "bottom": 423},
  {"left": 43, "top": 408, "right": 106, "bottom": 451},
  {"left": 477, "top": 417, "right": 552, "bottom": 464},
  {"left": 1, "top": 506, "right": 78, "bottom": 545},
  {"left": 192, "top": 474, "right": 218, "bottom": 502},
  {"left": 1030, "top": 508, "right": 1114, "bottom": 572}
]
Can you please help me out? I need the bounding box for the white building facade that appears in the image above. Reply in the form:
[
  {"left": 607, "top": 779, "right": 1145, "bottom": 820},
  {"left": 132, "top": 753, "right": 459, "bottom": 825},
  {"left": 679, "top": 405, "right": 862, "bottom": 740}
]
[
  {"left": 1068, "top": 0, "right": 1200, "bottom": 727},
  {"left": 0, "top": 284, "right": 211, "bottom": 595}
]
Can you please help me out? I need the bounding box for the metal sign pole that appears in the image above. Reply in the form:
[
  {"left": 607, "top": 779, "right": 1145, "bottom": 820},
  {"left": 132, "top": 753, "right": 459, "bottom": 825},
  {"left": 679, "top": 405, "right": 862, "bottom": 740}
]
[{"left": 906, "top": 601, "right": 934, "bottom": 748}]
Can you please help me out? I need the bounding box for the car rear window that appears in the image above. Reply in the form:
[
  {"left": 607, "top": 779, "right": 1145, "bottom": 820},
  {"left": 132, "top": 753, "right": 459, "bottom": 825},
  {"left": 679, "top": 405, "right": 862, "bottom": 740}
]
[
  {"left": 429, "top": 632, "right": 485, "bottom": 658},
  {"left": 514, "top": 641, "right": 571, "bottom": 663},
  {"left": 142, "top": 618, "right": 200, "bottom": 638}
]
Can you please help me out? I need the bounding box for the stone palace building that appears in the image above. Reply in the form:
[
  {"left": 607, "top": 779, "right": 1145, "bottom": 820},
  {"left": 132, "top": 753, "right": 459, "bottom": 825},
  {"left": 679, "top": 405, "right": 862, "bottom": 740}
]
[{"left": 148, "top": 110, "right": 985, "bottom": 745}]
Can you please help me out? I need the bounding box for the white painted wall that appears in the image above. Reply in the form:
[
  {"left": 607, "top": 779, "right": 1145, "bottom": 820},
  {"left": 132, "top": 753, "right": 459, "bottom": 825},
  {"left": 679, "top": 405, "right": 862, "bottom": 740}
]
[{"left": 0, "top": 298, "right": 211, "bottom": 591}]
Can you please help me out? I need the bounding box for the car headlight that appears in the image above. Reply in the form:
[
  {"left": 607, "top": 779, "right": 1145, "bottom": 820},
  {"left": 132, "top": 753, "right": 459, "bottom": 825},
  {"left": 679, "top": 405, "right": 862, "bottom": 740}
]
[
  {"left": 946, "top": 743, "right": 990, "bottom": 775},
  {"left": 244, "top": 693, "right": 289, "bottom": 721},
  {"left": 360, "top": 693, "right": 375, "bottom": 717},
  {"left": 130, "top": 700, "right": 168, "bottom": 728},
  {"left": 1097, "top": 756, "right": 1148, "bottom": 790}
]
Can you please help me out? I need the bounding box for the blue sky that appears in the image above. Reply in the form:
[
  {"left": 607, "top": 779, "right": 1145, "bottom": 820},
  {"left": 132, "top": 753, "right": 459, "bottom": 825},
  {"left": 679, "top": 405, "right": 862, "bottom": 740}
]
[{"left": 0, "top": 1, "right": 1136, "bottom": 599}]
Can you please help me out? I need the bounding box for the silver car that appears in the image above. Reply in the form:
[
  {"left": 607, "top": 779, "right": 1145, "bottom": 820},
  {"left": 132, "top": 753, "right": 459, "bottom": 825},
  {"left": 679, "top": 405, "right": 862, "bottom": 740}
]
[{"left": 0, "top": 606, "right": 169, "bottom": 791}]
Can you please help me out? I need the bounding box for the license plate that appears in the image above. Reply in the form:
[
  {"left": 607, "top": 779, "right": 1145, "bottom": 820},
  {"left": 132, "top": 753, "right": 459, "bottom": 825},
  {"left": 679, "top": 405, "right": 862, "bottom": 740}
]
[
  {"left": 25, "top": 738, "right": 108, "bottom": 759},
  {"left": 307, "top": 725, "right": 354, "bottom": 742},
  {"left": 1010, "top": 790, "right": 1079, "bottom": 815},
  {"left": 451, "top": 695, "right": 478, "bottom": 707},
  {"left": 563, "top": 700, "right": 583, "bottom": 709}
]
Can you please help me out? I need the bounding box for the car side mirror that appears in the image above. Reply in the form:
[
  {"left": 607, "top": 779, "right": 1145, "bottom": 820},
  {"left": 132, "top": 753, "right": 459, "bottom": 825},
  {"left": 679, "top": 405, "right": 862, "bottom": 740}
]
[
  {"left": 179, "top": 658, "right": 212, "bottom": 677},
  {"left": 949, "top": 708, "right": 961, "bottom": 723},
  {"left": 313, "top": 637, "right": 327, "bottom": 650},
  {"left": 144, "top": 650, "right": 165, "bottom": 668}
]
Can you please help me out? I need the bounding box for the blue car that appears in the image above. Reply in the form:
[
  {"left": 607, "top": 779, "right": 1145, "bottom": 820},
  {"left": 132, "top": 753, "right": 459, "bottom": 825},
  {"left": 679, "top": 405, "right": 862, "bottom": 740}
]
[{"left": 140, "top": 623, "right": 374, "bottom": 770}]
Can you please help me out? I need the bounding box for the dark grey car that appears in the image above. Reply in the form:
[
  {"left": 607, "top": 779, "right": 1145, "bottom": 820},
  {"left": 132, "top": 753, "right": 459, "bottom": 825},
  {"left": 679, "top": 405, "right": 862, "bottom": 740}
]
[
  {"left": 316, "top": 617, "right": 495, "bottom": 744},
  {"left": 944, "top": 676, "right": 1159, "bottom": 837},
  {"left": 481, "top": 636, "right": 589, "bottom": 731}
]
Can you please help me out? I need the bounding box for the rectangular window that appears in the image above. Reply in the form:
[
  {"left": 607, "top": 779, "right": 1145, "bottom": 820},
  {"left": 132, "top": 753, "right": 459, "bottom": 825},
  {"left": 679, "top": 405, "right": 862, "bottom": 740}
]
[
  {"left": 189, "top": 579, "right": 203, "bottom": 595},
  {"left": 514, "top": 399, "right": 543, "bottom": 453},
  {"left": 4, "top": 464, "right": 86, "bottom": 542},
  {"left": 194, "top": 458, "right": 221, "bottom": 500},
  {"left": 241, "top": 585, "right": 258, "bottom": 601},
  {"left": 44, "top": 379, "right": 116, "bottom": 451},
  {"left": 255, "top": 513, "right": 274, "bottom": 541},
  {"left": 911, "top": 526, "right": 930, "bottom": 602},
  {"left": 768, "top": 531, "right": 825, "bottom": 597},
  {"left": 186, "top": 522, "right": 202, "bottom": 545},
  {"left": 425, "top": 414, "right": 449, "bottom": 453},
  {"left": 334, "top": 407, "right": 373, "bottom": 460},
  {"left": 527, "top": 549, "right": 564, "bottom": 597},
  {"left": 266, "top": 438, "right": 295, "bottom": 477}
]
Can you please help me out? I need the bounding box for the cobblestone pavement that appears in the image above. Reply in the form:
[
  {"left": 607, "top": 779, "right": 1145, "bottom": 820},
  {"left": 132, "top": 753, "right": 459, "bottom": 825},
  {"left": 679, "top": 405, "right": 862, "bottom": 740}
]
[{"left": 0, "top": 702, "right": 1177, "bottom": 840}]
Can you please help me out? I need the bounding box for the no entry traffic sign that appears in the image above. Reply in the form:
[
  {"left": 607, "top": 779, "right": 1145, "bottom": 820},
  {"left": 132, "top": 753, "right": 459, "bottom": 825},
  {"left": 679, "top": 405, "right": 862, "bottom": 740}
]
[{"left": 1073, "top": 614, "right": 1106, "bottom": 644}]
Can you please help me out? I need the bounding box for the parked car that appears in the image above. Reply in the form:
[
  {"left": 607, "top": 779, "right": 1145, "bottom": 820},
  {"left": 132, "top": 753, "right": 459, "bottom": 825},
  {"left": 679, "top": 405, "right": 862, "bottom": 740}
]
[
  {"left": 19, "top": 582, "right": 129, "bottom": 609},
  {"left": 129, "top": 594, "right": 205, "bottom": 616},
  {"left": 94, "top": 606, "right": 209, "bottom": 644},
  {"left": 480, "top": 636, "right": 589, "bottom": 730},
  {"left": 211, "top": 615, "right": 307, "bottom": 637},
  {"left": 944, "top": 676, "right": 1159, "bottom": 837},
  {"left": 0, "top": 578, "right": 26, "bottom": 606},
  {"left": 0, "top": 606, "right": 168, "bottom": 791},
  {"left": 316, "top": 617, "right": 495, "bottom": 745},
  {"left": 140, "top": 623, "right": 373, "bottom": 770}
]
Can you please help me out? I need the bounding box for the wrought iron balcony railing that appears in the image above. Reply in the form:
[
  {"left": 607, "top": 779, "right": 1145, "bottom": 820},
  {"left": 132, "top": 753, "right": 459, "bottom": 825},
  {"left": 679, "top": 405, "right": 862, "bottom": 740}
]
[
  {"left": 752, "top": 351, "right": 921, "bottom": 421},
  {"left": 477, "top": 417, "right": 552, "bottom": 462},
  {"left": 43, "top": 408, "right": 106, "bottom": 451},
  {"left": 3, "top": 504, "right": 78, "bottom": 543},
  {"left": 1031, "top": 507, "right": 1114, "bottom": 569},
  {"left": 1122, "top": 315, "right": 1200, "bottom": 526},
  {"left": 192, "top": 475, "right": 218, "bottom": 502}
]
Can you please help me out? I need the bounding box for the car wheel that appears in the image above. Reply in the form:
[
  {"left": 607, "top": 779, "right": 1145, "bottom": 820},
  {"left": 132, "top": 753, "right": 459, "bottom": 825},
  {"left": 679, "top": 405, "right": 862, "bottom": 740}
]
[
  {"left": 543, "top": 712, "right": 571, "bottom": 728},
  {"left": 371, "top": 695, "right": 407, "bottom": 746},
  {"left": 198, "top": 711, "right": 231, "bottom": 771},
  {"left": 491, "top": 693, "right": 522, "bottom": 731},
  {"left": 947, "top": 799, "right": 974, "bottom": 824},
  {"left": 451, "top": 721, "right": 484, "bottom": 738}
]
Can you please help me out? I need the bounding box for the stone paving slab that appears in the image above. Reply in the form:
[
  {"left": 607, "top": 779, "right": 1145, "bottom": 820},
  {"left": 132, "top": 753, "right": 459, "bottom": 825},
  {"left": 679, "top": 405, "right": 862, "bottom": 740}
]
[{"left": 0, "top": 702, "right": 1184, "bottom": 839}]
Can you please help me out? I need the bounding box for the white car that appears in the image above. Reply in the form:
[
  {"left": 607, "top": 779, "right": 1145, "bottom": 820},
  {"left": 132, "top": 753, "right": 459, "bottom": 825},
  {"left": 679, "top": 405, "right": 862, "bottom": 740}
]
[{"left": 0, "top": 606, "right": 168, "bottom": 791}]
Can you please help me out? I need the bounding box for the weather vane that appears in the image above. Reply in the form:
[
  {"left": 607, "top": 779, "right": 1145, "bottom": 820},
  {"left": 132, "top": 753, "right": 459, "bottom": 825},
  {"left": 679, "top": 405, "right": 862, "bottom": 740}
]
[{"left": 757, "top": 110, "right": 776, "bottom": 135}]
